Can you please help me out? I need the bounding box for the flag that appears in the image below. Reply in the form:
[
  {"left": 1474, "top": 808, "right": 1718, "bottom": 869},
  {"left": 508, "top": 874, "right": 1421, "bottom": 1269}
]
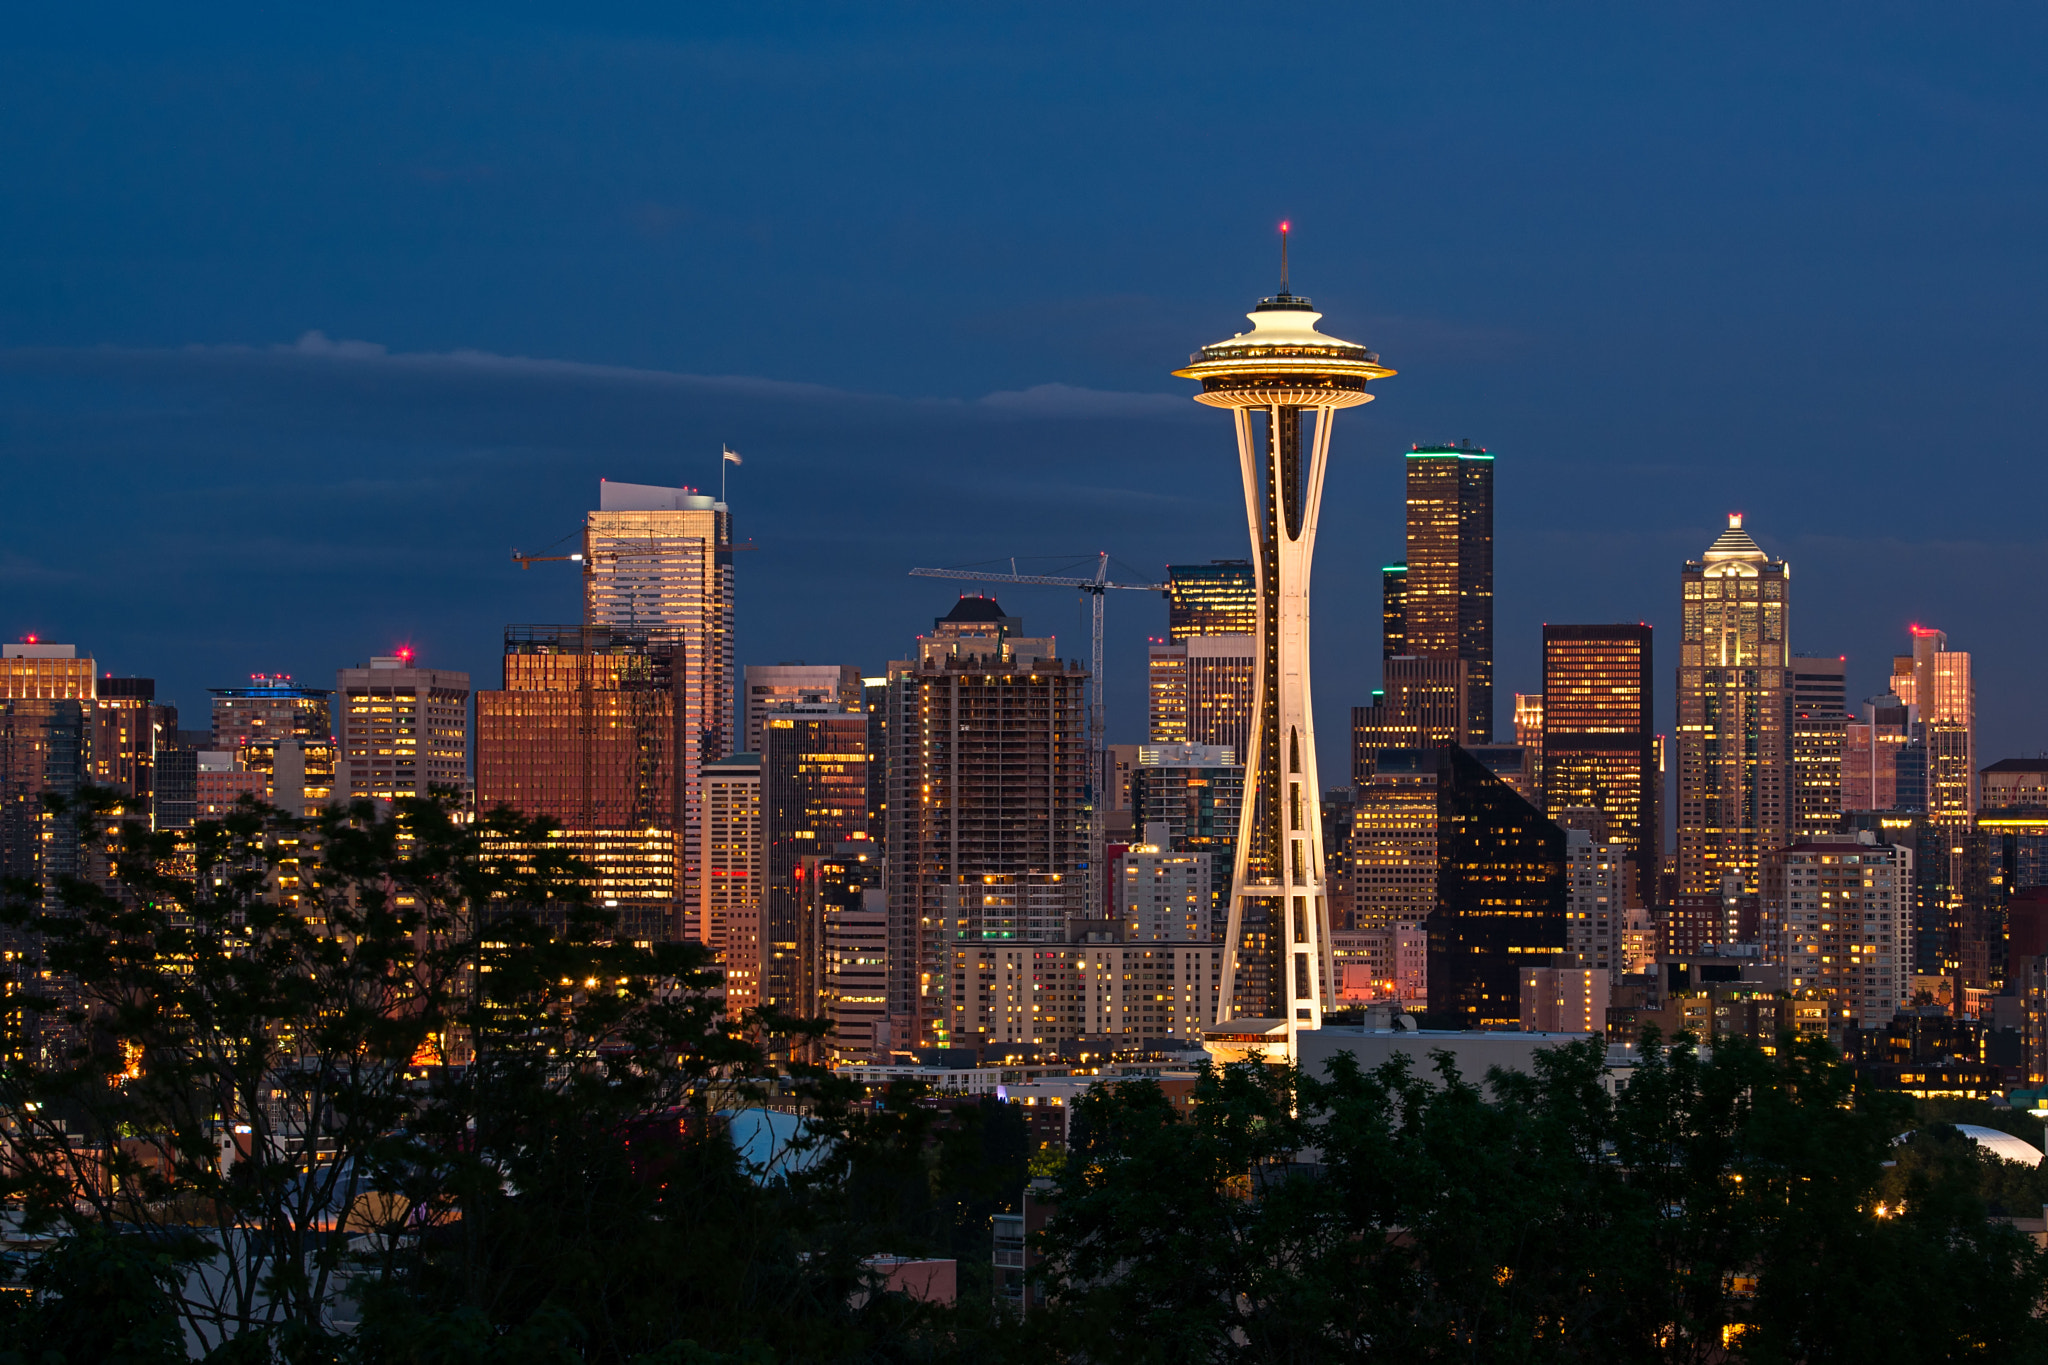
[{"left": 723, "top": 446, "right": 743, "bottom": 465}]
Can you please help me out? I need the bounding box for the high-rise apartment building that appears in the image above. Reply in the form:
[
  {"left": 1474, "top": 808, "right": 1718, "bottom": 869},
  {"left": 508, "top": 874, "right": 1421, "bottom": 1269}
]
[
  {"left": 1760, "top": 835, "right": 1911, "bottom": 1027},
  {"left": 1541, "top": 625, "right": 1656, "bottom": 907},
  {"left": 1114, "top": 827, "right": 1213, "bottom": 943},
  {"left": 1391, "top": 444, "right": 1494, "bottom": 742},
  {"left": 476, "top": 626, "right": 683, "bottom": 942},
  {"left": 1146, "top": 637, "right": 1254, "bottom": 754},
  {"left": 1564, "top": 828, "right": 1627, "bottom": 978},
  {"left": 1426, "top": 745, "right": 1566, "bottom": 1029},
  {"left": 583, "top": 479, "right": 734, "bottom": 928},
  {"left": 1892, "top": 627, "right": 1974, "bottom": 826},
  {"left": 1790, "top": 655, "right": 1848, "bottom": 839},
  {"left": 1163, "top": 561, "right": 1257, "bottom": 641},
  {"left": 700, "top": 752, "right": 762, "bottom": 1013},
  {"left": 742, "top": 664, "right": 863, "bottom": 758},
  {"left": 1676, "top": 514, "right": 1791, "bottom": 896},
  {"left": 1350, "top": 657, "right": 1468, "bottom": 773},
  {"left": 760, "top": 713, "right": 870, "bottom": 1017},
  {"left": 336, "top": 654, "right": 471, "bottom": 803},
  {"left": 882, "top": 600, "right": 1086, "bottom": 1047}
]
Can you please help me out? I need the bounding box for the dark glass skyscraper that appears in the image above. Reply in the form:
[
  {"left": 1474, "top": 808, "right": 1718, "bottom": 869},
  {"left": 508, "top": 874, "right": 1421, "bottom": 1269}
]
[
  {"left": 1163, "top": 560, "right": 1258, "bottom": 641},
  {"left": 1389, "top": 444, "right": 1494, "bottom": 742},
  {"left": 1541, "top": 624, "right": 1656, "bottom": 907},
  {"left": 761, "top": 712, "right": 869, "bottom": 1016},
  {"left": 1426, "top": 745, "right": 1566, "bottom": 1030}
]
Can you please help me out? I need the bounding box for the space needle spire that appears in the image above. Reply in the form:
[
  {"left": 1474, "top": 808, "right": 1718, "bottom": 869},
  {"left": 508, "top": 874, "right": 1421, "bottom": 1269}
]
[{"left": 1173, "top": 229, "right": 1394, "bottom": 1061}]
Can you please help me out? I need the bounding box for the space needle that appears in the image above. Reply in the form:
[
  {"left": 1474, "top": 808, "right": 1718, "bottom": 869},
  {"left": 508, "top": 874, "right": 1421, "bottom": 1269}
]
[{"left": 1174, "top": 226, "right": 1394, "bottom": 1061}]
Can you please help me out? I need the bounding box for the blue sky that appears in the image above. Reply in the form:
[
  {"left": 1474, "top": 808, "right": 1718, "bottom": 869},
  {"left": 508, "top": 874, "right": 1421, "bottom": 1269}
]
[{"left": 4, "top": 4, "right": 2045, "bottom": 779}]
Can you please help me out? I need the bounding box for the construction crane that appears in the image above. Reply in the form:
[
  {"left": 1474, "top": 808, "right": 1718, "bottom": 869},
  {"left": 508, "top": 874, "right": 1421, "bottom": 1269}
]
[
  {"left": 511, "top": 550, "right": 584, "bottom": 569},
  {"left": 907, "top": 551, "right": 1166, "bottom": 780}
]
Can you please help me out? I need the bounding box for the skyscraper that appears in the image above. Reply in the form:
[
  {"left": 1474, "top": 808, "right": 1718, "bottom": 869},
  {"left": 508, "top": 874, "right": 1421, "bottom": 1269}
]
[
  {"left": 0, "top": 643, "right": 93, "bottom": 900},
  {"left": 1790, "top": 655, "right": 1848, "bottom": 839},
  {"left": 1426, "top": 745, "right": 1567, "bottom": 1030},
  {"left": 583, "top": 479, "right": 734, "bottom": 927},
  {"left": 1173, "top": 270, "right": 1394, "bottom": 1054},
  {"left": 336, "top": 653, "right": 471, "bottom": 803},
  {"left": 700, "top": 752, "right": 762, "bottom": 1015},
  {"left": 1163, "top": 561, "right": 1257, "bottom": 640},
  {"left": 476, "top": 626, "right": 683, "bottom": 942},
  {"left": 1350, "top": 656, "right": 1468, "bottom": 773},
  {"left": 882, "top": 599, "right": 1087, "bottom": 1047},
  {"left": 1146, "top": 637, "right": 1255, "bottom": 753},
  {"left": 1540, "top": 625, "right": 1656, "bottom": 906},
  {"left": 1392, "top": 444, "right": 1494, "bottom": 742},
  {"left": 741, "top": 663, "right": 863, "bottom": 757},
  {"left": 1676, "top": 514, "right": 1792, "bottom": 897},
  {"left": 760, "top": 712, "right": 869, "bottom": 1017},
  {"left": 1892, "top": 626, "right": 1974, "bottom": 826}
]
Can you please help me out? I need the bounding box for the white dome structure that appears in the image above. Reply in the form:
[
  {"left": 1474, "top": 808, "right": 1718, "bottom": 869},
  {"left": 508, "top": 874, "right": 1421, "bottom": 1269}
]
[{"left": 1898, "top": 1124, "right": 2045, "bottom": 1167}]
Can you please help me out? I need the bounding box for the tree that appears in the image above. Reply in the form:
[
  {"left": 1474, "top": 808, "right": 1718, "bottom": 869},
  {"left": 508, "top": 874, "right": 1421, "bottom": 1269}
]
[{"left": 1027, "top": 1031, "right": 2048, "bottom": 1363}]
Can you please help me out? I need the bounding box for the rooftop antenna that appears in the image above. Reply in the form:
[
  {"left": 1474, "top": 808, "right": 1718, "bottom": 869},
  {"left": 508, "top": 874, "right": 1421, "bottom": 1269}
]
[{"left": 1279, "top": 220, "right": 1291, "bottom": 294}]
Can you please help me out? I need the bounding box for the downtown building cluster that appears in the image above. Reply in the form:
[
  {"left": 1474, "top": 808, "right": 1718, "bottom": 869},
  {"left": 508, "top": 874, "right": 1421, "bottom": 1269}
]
[{"left": 6, "top": 428, "right": 2045, "bottom": 1094}]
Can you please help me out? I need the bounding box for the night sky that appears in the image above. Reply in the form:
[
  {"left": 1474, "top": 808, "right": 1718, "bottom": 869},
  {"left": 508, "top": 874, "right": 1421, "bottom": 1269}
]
[{"left": 5, "top": 5, "right": 2046, "bottom": 782}]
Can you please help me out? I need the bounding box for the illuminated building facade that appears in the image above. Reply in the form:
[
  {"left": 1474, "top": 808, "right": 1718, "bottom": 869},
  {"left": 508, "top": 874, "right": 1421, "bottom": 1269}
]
[
  {"left": 0, "top": 643, "right": 94, "bottom": 898},
  {"left": 825, "top": 890, "right": 889, "bottom": 1061},
  {"left": 1128, "top": 743, "right": 1243, "bottom": 933},
  {"left": 1982, "top": 759, "right": 2048, "bottom": 895},
  {"left": 1146, "top": 636, "right": 1255, "bottom": 755},
  {"left": 1564, "top": 827, "right": 1627, "bottom": 977},
  {"left": 1348, "top": 748, "right": 1439, "bottom": 931},
  {"left": 337, "top": 654, "right": 471, "bottom": 803},
  {"left": 947, "top": 941, "right": 1225, "bottom": 1047},
  {"left": 701, "top": 752, "right": 761, "bottom": 1014},
  {"left": 1393, "top": 444, "right": 1494, "bottom": 743},
  {"left": 1350, "top": 656, "right": 1468, "bottom": 770},
  {"left": 794, "top": 843, "right": 881, "bottom": 1032},
  {"left": 1514, "top": 693, "right": 1544, "bottom": 778},
  {"left": 1892, "top": 627, "right": 1975, "bottom": 826},
  {"left": 1114, "top": 833, "right": 1212, "bottom": 942},
  {"left": 583, "top": 479, "right": 734, "bottom": 930},
  {"left": 1541, "top": 625, "right": 1656, "bottom": 906},
  {"left": 1790, "top": 655, "right": 1847, "bottom": 838},
  {"left": 476, "top": 626, "right": 683, "bottom": 942},
  {"left": 1173, "top": 277, "right": 1394, "bottom": 1054},
  {"left": 761, "top": 712, "right": 870, "bottom": 1016},
  {"left": 882, "top": 600, "right": 1086, "bottom": 1047},
  {"left": 1426, "top": 744, "right": 1567, "bottom": 1030},
  {"left": 1844, "top": 694, "right": 1913, "bottom": 811},
  {"left": 1676, "top": 514, "right": 1792, "bottom": 896},
  {"left": 1382, "top": 565, "right": 1408, "bottom": 658},
  {"left": 210, "top": 678, "right": 332, "bottom": 752},
  {"left": 1760, "top": 837, "right": 1912, "bottom": 1027},
  {"left": 742, "top": 663, "right": 863, "bottom": 758},
  {"left": 1163, "top": 561, "right": 1257, "bottom": 640}
]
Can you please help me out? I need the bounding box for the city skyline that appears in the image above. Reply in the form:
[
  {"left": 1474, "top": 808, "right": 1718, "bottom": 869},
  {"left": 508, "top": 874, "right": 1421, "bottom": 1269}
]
[{"left": 5, "top": 9, "right": 2048, "bottom": 790}]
